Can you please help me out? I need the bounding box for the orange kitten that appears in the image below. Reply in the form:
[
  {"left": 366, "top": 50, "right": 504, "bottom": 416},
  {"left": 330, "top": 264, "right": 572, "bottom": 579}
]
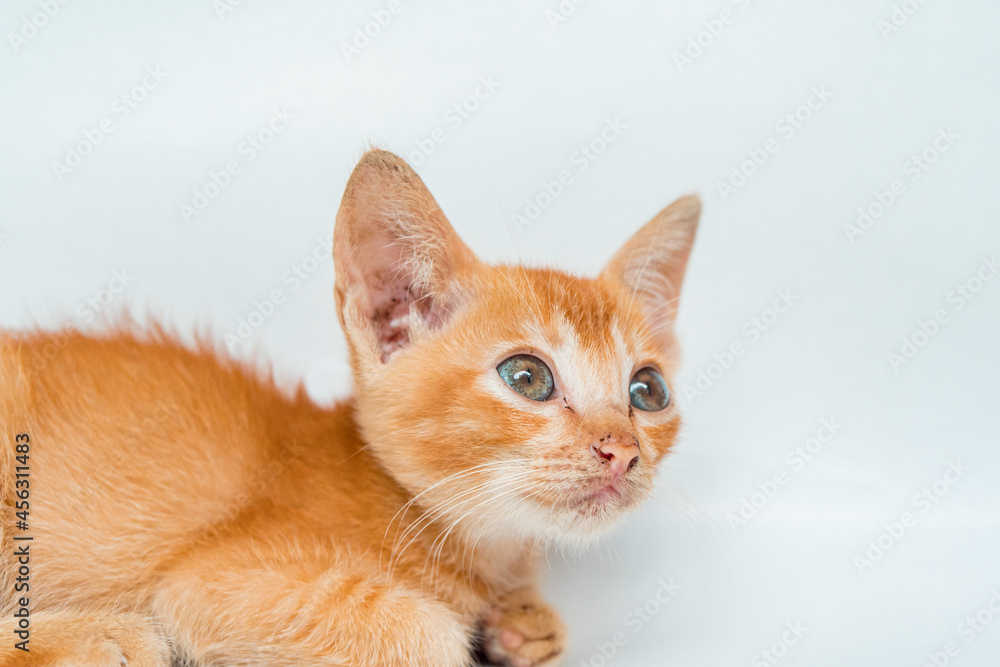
[{"left": 0, "top": 150, "right": 699, "bottom": 666}]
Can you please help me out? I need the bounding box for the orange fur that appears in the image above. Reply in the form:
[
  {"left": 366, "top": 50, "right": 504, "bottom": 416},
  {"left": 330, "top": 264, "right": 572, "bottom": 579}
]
[{"left": 0, "top": 150, "right": 699, "bottom": 666}]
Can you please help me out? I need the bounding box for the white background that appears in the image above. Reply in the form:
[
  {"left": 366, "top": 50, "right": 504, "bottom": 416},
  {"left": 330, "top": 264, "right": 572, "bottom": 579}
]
[{"left": 2, "top": 1, "right": 1000, "bottom": 665}]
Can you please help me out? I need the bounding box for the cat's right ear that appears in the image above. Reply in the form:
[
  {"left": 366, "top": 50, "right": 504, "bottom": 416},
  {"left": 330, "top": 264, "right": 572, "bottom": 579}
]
[{"left": 334, "top": 149, "right": 478, "bottom": 368}]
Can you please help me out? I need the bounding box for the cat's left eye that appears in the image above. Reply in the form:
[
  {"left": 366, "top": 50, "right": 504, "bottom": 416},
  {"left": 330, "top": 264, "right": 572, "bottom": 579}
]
[
  {"left": 497, "top": 355, "right": 555, "bottom": 402},
  {"left": 629, "top": 367, "right": 670, "bottom": 412}
]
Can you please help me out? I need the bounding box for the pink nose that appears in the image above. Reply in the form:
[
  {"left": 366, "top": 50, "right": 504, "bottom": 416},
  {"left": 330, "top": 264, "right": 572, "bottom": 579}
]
[{"left": 591, "top": 435, "right": 640, "bottom": 480}]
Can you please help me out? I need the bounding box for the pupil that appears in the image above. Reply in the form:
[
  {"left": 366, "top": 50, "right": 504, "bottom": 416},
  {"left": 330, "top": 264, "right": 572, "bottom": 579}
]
[{"left": 513, "top": 369, "right": 532, "bottom": 384}]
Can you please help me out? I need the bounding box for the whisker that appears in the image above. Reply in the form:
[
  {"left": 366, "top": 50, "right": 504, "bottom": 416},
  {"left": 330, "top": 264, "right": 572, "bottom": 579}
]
[
  {"left": 412, "top": 477, "right": 532, "bottom": 592},
  {"left": 380, "top": 459, "right": 528, "bottom": 573},
  {"left": 423, "top": 481, "right": 532, "bottom": 590},
  {"left": 386, "top": 463, "right": 527, "bottom": 558},
  {"left": 388, "top": 470, "right": 533, "bottom": 585}
]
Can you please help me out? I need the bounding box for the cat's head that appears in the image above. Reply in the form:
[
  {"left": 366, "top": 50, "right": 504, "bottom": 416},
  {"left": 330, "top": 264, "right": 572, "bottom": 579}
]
[{"left": 334, "top": 150, "right": 699, "bottom": 546}]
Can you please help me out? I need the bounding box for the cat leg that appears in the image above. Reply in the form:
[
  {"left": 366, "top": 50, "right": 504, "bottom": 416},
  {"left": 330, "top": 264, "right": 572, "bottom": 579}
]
[
  {"left": 152, "top": 545, "right": 472, "bottom": 667},
  {"left": 0, "top": 609, "right": 170, "bottom": 667},
  {"left": 480, "top": 586, "right": 566, "bottom": 667}
]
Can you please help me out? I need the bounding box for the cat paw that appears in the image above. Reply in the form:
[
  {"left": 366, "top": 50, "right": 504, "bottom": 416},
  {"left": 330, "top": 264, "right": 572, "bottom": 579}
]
[
  {"left": 56, "top": 638, "right": 165, "bottom": 667},
  {"left": 480, "top": 588, "right": 566, "bottom": 667}
]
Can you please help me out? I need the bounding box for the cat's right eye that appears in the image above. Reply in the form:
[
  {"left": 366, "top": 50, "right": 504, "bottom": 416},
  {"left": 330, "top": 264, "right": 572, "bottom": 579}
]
[{"left": 497, "top": 354, "right": 555, "bottom": 402}]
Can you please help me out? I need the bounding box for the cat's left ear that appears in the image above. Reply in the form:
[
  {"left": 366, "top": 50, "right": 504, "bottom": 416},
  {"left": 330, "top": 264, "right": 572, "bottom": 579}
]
[
  {"left": 334, "top": 149, "right": 479, "bottom": 366},
  {"left": 600, "top": 195, "right": 700, "bottom": 347}
]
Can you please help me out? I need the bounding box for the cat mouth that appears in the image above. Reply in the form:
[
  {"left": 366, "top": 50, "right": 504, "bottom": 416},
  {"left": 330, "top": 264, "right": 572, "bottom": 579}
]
[
  {"left": 525, "top": 477, "right": 637, "bottom": 520},
  {"left": 588, "top": 484, "right": 623, "bottom": 503},
  {"left": 576, "top": 479, "right": 635, "bottom": 512}
]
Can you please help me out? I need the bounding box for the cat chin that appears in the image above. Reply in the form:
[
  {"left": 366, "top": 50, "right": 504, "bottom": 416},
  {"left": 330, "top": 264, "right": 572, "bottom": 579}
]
[
  {"left": 494, "top": 490, "right": 645, "bottom": 550},
  {"left": 540, "top": 512, "right": 630, "bottom": 553}
]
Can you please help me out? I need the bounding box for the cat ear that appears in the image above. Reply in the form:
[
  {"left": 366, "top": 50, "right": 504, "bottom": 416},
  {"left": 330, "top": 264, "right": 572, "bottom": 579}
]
[
  {"left": 334, "top": 149, "right": 478, "bottom": 365},
  {"left": 600, "top": 195, "right": 700, "bottom": 347}
]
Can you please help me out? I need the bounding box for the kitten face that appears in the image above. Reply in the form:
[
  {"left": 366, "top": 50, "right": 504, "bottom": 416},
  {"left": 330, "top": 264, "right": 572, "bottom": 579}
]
[{"left": 334, "top": 150, "right": 698, "bottom": 546}]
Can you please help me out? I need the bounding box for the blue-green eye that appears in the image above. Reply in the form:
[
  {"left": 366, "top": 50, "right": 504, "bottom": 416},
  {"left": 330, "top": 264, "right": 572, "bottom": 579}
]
[
  {"left": 629, "top": 367, "right": 669, "bottom": 412},
  {"left": 497, "top": 355, "right": 554, "bottom": 402}
]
